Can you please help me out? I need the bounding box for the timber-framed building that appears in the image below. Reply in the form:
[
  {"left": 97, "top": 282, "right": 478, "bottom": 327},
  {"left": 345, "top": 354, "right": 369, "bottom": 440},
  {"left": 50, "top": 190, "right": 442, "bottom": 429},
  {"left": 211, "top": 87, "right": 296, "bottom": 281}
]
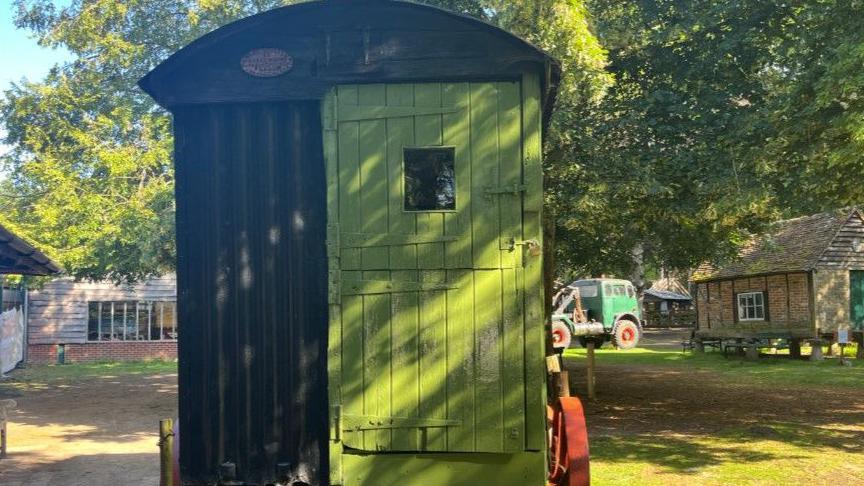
[{"left": 692, "top": 208, "right": 864, "bottom": 348}]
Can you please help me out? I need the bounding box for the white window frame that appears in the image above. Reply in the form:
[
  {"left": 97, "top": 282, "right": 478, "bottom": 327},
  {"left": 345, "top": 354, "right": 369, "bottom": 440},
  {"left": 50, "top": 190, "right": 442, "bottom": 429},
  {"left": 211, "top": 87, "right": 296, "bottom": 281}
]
[
  {"left": 737, "top": 292, "right": 765, "bottom": 321},
  {"left": 87, "top": 300, "right": 177, "bottom": 342}
]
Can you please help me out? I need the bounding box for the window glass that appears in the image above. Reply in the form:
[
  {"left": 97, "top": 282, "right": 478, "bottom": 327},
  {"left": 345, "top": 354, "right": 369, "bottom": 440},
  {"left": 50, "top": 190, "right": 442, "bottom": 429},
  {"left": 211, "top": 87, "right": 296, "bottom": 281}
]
[
  {"left": 138, "top": 302, "right": 152, "bottom": 341},
  {"left": 101, "top": 302, "right": 115, "bottom": 340},
  {"left": 88, "top": 303, "right": 100, "bottom": 341},
  {"left": 120, "top": 302, "right": 137, "bottom": 340},
  {"left": 613, "top": 285, "right": 626, "bottom": 296},
  {"left": 603, "top": 284, "right": 612, "bottom": 295},
  {"left": 404, "top": 147, "right": 455, "bottom": 211},
  {"left": 626, "top": 285, "right": 635, "bottom": 298},
  {"left": 737, "top": 292, "right": 765, "bottom": 321},
  {"left": 86, "top": 300, "right": 177, "bottom": 341},
  {"left": 576, "top": 284, "right": 598, "bottom": 298},
  {"left": 160, "top": 302, "right": 178, "bottom": 340}
]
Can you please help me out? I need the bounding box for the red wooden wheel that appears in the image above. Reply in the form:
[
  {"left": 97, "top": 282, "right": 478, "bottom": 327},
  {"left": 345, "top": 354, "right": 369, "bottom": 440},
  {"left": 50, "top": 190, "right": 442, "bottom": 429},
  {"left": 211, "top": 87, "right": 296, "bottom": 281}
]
[
  {"left": 621, "top": 327, "right": 635, "bottom": 343},
  {"left": 547, "top": 396, "right": 590, "bottom": 486}
]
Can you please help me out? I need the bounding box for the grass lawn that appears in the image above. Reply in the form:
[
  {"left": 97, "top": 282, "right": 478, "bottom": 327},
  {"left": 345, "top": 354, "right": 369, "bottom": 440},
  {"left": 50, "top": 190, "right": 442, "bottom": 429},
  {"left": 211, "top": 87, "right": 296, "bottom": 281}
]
[
  {"left": 564, "top": 346, "right": 864, "bottom": 389},
  {"left": 2, "top": 359, "right": 177, "bottom": 390},
  {"left": 563, "top": 348, "right": 864, "bottom": 485}
]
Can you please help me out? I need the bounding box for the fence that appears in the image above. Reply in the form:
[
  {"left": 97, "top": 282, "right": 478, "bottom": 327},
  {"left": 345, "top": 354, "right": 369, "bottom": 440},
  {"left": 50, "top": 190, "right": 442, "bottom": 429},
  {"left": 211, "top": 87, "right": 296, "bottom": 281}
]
[{"left": 643, "top": 308, "right": 697, "bottom": 328}]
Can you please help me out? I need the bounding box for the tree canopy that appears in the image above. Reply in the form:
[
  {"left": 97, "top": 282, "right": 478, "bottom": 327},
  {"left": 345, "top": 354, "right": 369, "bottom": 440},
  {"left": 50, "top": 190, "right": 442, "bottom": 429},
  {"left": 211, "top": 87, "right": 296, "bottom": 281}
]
[{"left": 1, "top": 0, "right": 862, "bottom": 282}]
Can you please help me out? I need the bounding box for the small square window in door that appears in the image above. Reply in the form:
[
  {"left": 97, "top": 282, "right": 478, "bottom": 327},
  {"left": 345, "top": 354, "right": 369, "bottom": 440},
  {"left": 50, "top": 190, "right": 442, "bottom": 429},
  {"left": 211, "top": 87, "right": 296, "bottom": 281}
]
[{"left": 404, "top": 147, "right": 456, "bottom": 211}]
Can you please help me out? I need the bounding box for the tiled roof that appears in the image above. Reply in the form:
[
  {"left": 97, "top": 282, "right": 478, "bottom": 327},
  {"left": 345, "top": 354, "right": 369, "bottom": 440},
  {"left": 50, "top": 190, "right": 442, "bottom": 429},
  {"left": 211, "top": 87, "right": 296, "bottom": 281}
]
[
  {"left": 692, "top": 208, "right": 855, "bottom": 282},
  {"left": 644, "top": 288, "right": 691, "bottom": 301}
]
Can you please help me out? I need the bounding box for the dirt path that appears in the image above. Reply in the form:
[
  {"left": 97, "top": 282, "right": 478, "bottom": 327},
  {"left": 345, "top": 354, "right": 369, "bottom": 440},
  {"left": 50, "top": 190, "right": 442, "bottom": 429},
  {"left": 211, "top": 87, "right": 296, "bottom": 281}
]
[
  {"left": 0, "top": 370, "right": 177, "bottom": 486},
  {"left": 639, "top": 327, "right": 692, "bottom": 350}
]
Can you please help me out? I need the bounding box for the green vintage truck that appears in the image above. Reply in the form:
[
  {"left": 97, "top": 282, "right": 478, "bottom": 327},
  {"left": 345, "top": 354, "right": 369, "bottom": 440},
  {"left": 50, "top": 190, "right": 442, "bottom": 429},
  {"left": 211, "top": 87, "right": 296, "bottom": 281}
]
[{"left": 551, "top": 278, "right": 643, "bottom": 350}]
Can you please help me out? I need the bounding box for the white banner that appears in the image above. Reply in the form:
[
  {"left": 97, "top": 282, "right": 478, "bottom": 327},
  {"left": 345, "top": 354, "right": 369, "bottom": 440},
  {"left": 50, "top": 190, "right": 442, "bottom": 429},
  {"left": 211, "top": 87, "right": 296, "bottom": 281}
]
[{"left": 0, "top": 308, "right": 24, "bottom": 374}]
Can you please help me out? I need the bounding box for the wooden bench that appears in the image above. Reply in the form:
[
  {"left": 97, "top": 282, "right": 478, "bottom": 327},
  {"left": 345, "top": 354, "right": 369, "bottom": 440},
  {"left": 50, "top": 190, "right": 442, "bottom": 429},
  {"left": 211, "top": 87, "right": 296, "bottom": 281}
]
[
  {"left": 0, "top": 399, "right": 16, "bottom": 459},
  {"left": 722, "top": 339, "right": 790, "bottom": 359},
  {"left": 682, "top": 336, "right": 721, "bottom": 353}
]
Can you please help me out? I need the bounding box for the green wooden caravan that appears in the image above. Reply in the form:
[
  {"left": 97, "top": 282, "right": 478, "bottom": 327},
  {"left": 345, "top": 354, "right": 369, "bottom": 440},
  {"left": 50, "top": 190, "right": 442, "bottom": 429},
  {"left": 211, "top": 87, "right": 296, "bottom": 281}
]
[{"left": 140, "top": 1, "right": 587, "bottom": 485}]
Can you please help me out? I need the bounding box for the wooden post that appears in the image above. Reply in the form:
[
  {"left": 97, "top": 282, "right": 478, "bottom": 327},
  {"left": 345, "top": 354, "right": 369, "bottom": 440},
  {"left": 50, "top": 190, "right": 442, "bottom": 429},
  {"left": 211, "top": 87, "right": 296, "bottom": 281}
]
[
  {"left": 809, "top": 340, "right": 824, "bottom": 362},
  {"left": 559, "top": 370, "right": 571, "bottom": 398},
  {"left": 735, "top": 338, "right": 745, "bottom": 356},
  {"left": 159, "top": 419, "right": 174, "bottom": 486},
  {"left": 789, "top": 338, "right": 801, "bottom": 359},
  {"left": 0, "top": 399, "right": 16, "bottom": 460},
  {"left": 586, "top": 340, "right": 596, "bottom": 400},
  {"left": 1, "top": 417, "right": 6, "bottom": 459}
]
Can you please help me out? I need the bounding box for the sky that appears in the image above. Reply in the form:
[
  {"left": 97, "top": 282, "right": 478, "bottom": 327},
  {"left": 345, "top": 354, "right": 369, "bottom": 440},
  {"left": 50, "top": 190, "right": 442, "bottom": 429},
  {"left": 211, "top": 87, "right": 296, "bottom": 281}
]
[{"left": 0, "top": 2, "right": 72, "bottom": 156}]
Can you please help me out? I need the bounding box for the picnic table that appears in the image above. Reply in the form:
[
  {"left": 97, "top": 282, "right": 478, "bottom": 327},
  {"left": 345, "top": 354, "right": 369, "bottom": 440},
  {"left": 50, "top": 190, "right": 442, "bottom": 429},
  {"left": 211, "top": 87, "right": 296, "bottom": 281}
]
[
  {"left": 682, "top": 333, "right": 790, "bottom": 359},
  {"left": 721, "top": 338, "right": 790, "bottom": 359}
]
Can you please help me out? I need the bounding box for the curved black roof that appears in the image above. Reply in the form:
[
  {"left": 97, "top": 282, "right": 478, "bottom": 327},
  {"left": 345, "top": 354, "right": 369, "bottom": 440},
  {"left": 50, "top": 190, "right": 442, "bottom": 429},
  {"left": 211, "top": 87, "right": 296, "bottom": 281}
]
[{"left": 139, "top": 0, "right": 559, "bottom": 114}]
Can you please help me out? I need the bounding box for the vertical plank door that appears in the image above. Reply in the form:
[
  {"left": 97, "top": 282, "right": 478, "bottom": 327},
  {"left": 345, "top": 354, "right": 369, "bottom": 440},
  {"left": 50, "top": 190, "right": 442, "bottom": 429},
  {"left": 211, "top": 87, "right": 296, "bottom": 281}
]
[
  {"left": 851, "top": 270, "right": 864, "bottom": 330},
  {"left": 325, "top": 81, "right": 541, "bottom": 455}
]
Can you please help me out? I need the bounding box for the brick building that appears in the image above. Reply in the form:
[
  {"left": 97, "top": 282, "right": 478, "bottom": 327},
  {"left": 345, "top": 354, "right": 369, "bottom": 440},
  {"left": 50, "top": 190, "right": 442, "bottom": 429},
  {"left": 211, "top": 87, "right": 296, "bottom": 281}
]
[
  {"left": 26, "top": 276, "right": 177, "bottom": 364},
  {"left": 692, "top": 208, "right": 864, "bottom": 349}
]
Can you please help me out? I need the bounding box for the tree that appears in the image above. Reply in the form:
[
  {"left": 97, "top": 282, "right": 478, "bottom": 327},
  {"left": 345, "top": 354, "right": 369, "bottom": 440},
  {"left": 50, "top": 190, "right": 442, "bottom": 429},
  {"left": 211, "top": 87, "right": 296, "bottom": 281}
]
[
  {"left": 6, "top": 0, "right": 860, "bottom": 283},
  {"left": 1, "top": 0, "right": 294, "bottom": 282},
  {"left": 566, "top": 0, "right": 864, "bottom": 277},
  {"left": 548, "top": 0, "right": 786, "bottom": 279},
  {"left": 2, "top": 0, "right": 612, "bottom": 282}
]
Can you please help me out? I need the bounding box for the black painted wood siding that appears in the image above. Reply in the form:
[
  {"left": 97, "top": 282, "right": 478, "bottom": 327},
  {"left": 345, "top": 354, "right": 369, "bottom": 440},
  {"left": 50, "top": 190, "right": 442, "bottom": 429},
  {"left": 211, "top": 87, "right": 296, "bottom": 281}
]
[
  {"left": 173, "top": 102, "right": 328, "bottom": 485},
  {"left": 139, "top": 1, "right": 558, "bottom": 116}
]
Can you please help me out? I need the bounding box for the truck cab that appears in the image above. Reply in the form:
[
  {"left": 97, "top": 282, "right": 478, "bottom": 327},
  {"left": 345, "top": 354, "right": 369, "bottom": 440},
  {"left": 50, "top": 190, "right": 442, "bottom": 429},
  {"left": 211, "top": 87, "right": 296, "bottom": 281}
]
[{"left": 551, "top": 278, "right": 643, "bottom": 350}]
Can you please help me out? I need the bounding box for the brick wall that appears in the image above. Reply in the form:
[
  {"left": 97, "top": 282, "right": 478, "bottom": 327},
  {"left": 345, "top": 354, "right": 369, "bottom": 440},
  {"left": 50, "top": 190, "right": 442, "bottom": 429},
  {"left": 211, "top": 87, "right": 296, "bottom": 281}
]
[
  {"left": 786, "top": 273, "right": 811, "bottom": 325},
  {"left": 720, "top": 281, "right": 734, "bottom": 323},
  {"left": 813, "top": 269, "right": 850, "bottom": 333},
  {"left": 694, "top": 272, "right": 814, "bottom": 338},
  {"left": 696, "top": 284, "right": 708, "bottom": 328},
  {"left": 27, "top": 341, "right": 177, "bottom": 364},
  {"left": 707, "top": 282, "right": 721, "bottom": 328},
  {"left": 766, "top": 275, "right": 788, "bottom": 323}
]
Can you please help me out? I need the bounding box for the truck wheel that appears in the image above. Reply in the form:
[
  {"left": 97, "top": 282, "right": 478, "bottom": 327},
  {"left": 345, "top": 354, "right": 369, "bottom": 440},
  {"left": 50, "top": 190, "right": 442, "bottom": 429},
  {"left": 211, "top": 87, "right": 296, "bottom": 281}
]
[
  {"left": 612, "top": 319, "right": 641, "bottom": 350},
  {"left": 551, "top": 320, "right": 572, "bottom": 350},
  {"left": 578, "top": 336, "right": 604, "bottom": 349}
]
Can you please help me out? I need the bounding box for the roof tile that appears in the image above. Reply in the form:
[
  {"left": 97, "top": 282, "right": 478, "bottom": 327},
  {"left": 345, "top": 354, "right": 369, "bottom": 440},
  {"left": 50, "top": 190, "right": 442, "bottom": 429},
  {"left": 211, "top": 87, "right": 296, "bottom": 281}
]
[{"left": 692, "top": 208, "right": 855, "bottom": 281}]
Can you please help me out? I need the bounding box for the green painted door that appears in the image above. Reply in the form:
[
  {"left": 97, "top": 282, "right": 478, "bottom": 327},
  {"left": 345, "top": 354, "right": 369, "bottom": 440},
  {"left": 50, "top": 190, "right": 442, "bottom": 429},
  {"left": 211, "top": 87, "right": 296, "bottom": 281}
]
[
  {"left": 851, "top": 271, "right": 864, "bottom": 330},
  {"left": 324, "top": 81, "right": 545, "bottom": 460}
]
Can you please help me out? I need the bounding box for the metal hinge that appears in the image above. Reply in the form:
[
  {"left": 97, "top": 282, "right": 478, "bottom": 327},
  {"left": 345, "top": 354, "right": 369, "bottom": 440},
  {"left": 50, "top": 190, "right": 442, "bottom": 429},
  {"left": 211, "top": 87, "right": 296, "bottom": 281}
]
[
  {"left": 484, "top": 183, "right": 527, "bottom": 199},
  {"left": 341, "top": 414, "right": 461, "bottom": 432},
  {"left": 341, "top": 231, "right": 462, "bottom": 248},
  {"left": 331, "top": 404, "right": 343, "bottom": 441},
  {"left": 331, "top": 405, "right": 460, "bottom": 439},
  {"left": 341, "top": 280, "right": 458, "bottom": 296}
]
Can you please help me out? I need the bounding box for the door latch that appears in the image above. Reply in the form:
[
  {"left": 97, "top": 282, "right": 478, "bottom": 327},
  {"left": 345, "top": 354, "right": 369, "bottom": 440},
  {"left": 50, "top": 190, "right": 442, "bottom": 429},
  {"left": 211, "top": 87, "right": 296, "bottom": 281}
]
[{"left": 505, "top": 237, "right": 541, "bottom": 256}]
